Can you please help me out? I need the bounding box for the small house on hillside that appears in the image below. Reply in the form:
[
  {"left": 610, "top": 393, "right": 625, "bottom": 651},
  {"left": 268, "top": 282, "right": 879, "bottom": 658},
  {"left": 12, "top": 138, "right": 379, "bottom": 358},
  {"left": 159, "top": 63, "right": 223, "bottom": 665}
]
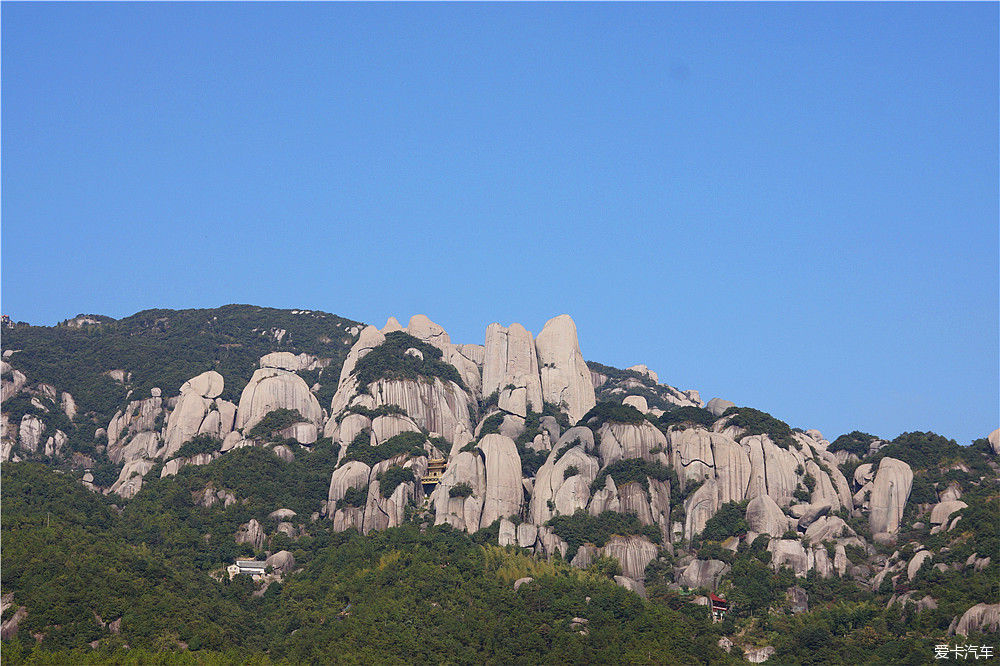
[
  {"left": 710, "top": 593, "right": 729, "bottom": 622},
  {"left": 228, "top": 560, "right": 267, "bottom": 581}
]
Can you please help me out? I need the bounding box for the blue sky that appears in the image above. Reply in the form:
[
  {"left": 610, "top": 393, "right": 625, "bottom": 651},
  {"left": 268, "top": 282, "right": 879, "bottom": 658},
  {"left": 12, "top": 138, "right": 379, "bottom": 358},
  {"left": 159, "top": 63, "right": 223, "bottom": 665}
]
[{"left": 2, "top": 3, "right": 997, "bottom": 445}]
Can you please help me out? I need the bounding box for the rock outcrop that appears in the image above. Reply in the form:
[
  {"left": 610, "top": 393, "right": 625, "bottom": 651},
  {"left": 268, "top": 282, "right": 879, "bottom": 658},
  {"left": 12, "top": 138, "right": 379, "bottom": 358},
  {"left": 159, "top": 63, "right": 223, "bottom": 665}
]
[
  {"left": 18, "top": 414, "right": 44, "bottom": 453},
  {"left": 431, "top": 450, "right": 486, "bottom": 532},
  {"left": 599, "top": 421, "right": 669, "bottom": 468},
  {"left": 869, "top": 457, "right": 913, "bottom": 536},
  {"left": 954, "top": 603, "right": 1000, "bottom": 636},
  {"left": 908, "top": 550, "right": 932, "bottom": 581},
  {"left": 163, "top": 392, "right": 210, "bottom": 458},
  {"left": 477, "top": 434, "right": 523, "bottom": 528},
  {"left": 236, "top": 367, "right": 323, "bottom": 433},
  {"left": 601, "top": 535, "right": 658, "bottom": 581},
  {"left": 529, "top": 434, "right": 600, "bottom": 524},
  {"left": 705, "top": 398, "right": 735, "bottom": 417},
  {"left": 179, "top": 370, "right": 224, "bottom": 399},
  {"left": 745, "top": 494, "right": 790, "bottom": 538},
  {"left": 330, "top": 326, "right": 386, "bottom": 414},
  {"left": 266, "top": 550, "right": 296, "bottom": 574},
  {"left": 235, "top": 519, "right": 266, "bottom": 551},
  {"left": 482, "top": 323, "right": 543, "bottom": 418},
  {"left": 769, "top": 539, "right": 810, "bottom": 577},
  {"left": 930, "top": 500, "right": 967, "bottom": 526},
  {"left": 535, "top": 315, "right": 596, "bottom": 424},
  {"left": 678, "top": 559, "right": 730, "bottom": 591}
]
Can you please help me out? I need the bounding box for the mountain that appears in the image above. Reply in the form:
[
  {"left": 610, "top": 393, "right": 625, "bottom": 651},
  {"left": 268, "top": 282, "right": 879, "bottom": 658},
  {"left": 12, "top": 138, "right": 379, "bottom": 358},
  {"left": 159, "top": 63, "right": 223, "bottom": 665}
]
[{"left": 2, "top": 306, "right": 997, "bottom": 663}]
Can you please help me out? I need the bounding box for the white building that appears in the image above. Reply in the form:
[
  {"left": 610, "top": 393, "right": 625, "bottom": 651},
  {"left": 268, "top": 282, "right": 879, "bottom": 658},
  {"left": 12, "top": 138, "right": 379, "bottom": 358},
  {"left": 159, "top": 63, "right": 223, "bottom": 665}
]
[{"left": 228, "top": 560, "right": 267, "bottom": 580}]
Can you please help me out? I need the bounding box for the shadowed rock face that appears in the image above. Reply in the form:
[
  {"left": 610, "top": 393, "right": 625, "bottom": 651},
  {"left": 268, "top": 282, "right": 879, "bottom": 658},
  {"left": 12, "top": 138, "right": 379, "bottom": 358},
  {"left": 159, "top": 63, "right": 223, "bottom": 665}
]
[
  {"left": 535, "top": 315, "right": 596, "bottom": 424},
  {"left": 869, "top": 457, "right": 914, "bottom": 535}
]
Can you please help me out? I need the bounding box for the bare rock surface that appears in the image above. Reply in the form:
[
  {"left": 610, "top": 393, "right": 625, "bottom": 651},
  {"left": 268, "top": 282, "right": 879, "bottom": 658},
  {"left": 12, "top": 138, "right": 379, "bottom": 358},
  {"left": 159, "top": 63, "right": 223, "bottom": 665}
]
[
  {"left": 180, "top": 370, "right": 224, "bottom": 399},
  {"left": 955, "top": 603, "right": 1000, "bottom": 636},
  {"left": 678, "top": 559, "right": 730, "bottom": 591},
  {"left": 236, "top": 367, "right": 323, "bottom": 433},
  {"left": 535, "top": 315, "right": 596, "bottom": 424},
  {"left": 745, "top": 494, "right": 790, "bottom": 537},
  {"left": 477, "top": 434, "right": 523, "bottom": 528},
  {"left": 601, "top": 535, "right": 657, "bottom": 581},
  {"left": 869, "top": 457, "right": 914, "bottom": 535},
  {"left": 482, "top": 322, "right": 543, "bottom": 418}
]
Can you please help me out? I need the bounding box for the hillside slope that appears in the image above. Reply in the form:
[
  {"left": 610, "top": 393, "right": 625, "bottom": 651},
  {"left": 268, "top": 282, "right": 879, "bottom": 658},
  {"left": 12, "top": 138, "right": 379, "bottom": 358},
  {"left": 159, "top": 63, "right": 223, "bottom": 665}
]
[{"left": 2, "top": 307, "right": 997, "bottom": 663}]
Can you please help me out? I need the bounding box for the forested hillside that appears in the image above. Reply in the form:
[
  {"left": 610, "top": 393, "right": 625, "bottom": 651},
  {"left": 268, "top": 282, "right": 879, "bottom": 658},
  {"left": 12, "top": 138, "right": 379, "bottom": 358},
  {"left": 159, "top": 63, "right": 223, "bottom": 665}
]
[{"left": 2, "top": 308, "right": 997, "bottom": 664}]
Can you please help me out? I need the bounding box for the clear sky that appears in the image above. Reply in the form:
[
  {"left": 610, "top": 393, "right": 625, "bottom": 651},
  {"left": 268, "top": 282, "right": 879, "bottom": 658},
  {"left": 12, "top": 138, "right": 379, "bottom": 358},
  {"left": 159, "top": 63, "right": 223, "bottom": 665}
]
[{"left": 2, "top": 3, "right": 997, "bottom": 445}]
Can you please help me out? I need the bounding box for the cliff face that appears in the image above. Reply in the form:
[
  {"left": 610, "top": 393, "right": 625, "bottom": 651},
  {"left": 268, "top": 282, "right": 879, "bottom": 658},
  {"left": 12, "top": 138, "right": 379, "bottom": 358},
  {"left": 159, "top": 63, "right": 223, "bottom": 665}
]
[{"left": 2, "top": 307, "right": 995, "bottom": 609}]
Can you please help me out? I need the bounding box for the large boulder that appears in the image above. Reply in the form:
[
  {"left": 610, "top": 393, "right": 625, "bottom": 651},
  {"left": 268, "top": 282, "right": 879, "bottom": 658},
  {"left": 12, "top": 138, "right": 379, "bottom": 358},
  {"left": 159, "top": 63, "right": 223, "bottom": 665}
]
[
  {"left": 406, "top": 315, "right": 450, "bottom": 351},
  {"left": 908, "top": 550, "right": 932, "bottom": 581},
  {"left": 109, "top": 458, "right": 155, "bottom": 498},
  {"left": 61, "top": 392, "right": 77, "bottom": 421},
  {"left": 599, "top": 421, "right": 669, "bottom": 467},
  {"left": 804, "top": 516, "right": 851, "bottom": 542},
  {"left": 768, "top": 539, "right": 809, "bottom": 577},
  {"left": 163, "top": 392, "right": 212, "bottom": 458},
  {"left": 685, "top": 479, "right": 719, "bottom": 540},
  {"left": 622, "top": 395, "right": 648, "bottom": 413},
  {"left": 431, "top": 450, "right": 486, "bottom": 532},
  {"left": 930, "top": 500, "right": 968, "bottom": 526},
  {"left": 677, "top": 559, "right": 730, "bottom": 591},
  {"left": 235, "top": 367, "right": 323, "bottom": 433},
  {"left": 989, "top": 429, "right": 1000, "bottom": 455},
  {"left": 109, "top": 395, "right": 165, "bottom": 448},
  {"left": 477, "top": 434, "right": 523, "bottom": 528},
  {"left": 535, "top": 315, "right": 596, "bottom": 424},
  {"left": 362, "top": 457, "right": 424, "bottom": 534},
  {"left": 18, "top": 414, "right": 44, "bottom": 453},
  {"left": 529, "top": 441, "right": 600, "bottom": 524},
  {"left": 601, "top": 535, "right": 658, "bottom": 581},
  {"left": 667, "top": 427, "right": 717, "bottom": 487},
  {"left": 955, "top": 603, "right": 1000, "bottom": 636},
  {"left": 745, "top": 494, "right": 789, "bottom": 538},
  {"left": 43, "top": 429, "right": 68, "bottom": 458},
  {"left": 869, "top": 457, "right": 914, "bottom": 535},
  {"left": 265, "top": 550, "right": 296, "bottom": 574},
  {"left": 760, "top": 436, "right": 800, "bottom": 506},
  {"left": 705, "top": 398, "right": 735, "bottom": 417},
  {"left": 482, "top": 322, "right": 543, "bottom": 418},
  {"left": 180, "top": 370, "right": 224, "bottom": 399},
  {"left": 328, "top": 461, "right": 371, "bottom": 508},
  {"left": 371, "top": 414, "right": 421, "bottom": 445},
  {"left": 1, "top": 363, "right": 28, "bottom": 403},
  {"left": 711, "top": 434, "right": 753, "bottom": 504}
]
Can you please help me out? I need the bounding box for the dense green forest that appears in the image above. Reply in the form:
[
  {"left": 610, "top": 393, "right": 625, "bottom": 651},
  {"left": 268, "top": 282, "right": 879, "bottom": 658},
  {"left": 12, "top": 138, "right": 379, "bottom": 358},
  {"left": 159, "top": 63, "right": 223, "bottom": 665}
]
[
  {"left": 4, "top": 448, "right": 997, "bottom": 665},
  {"left": 2, "top": 462, "right": 739, "bottom": 665}
]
